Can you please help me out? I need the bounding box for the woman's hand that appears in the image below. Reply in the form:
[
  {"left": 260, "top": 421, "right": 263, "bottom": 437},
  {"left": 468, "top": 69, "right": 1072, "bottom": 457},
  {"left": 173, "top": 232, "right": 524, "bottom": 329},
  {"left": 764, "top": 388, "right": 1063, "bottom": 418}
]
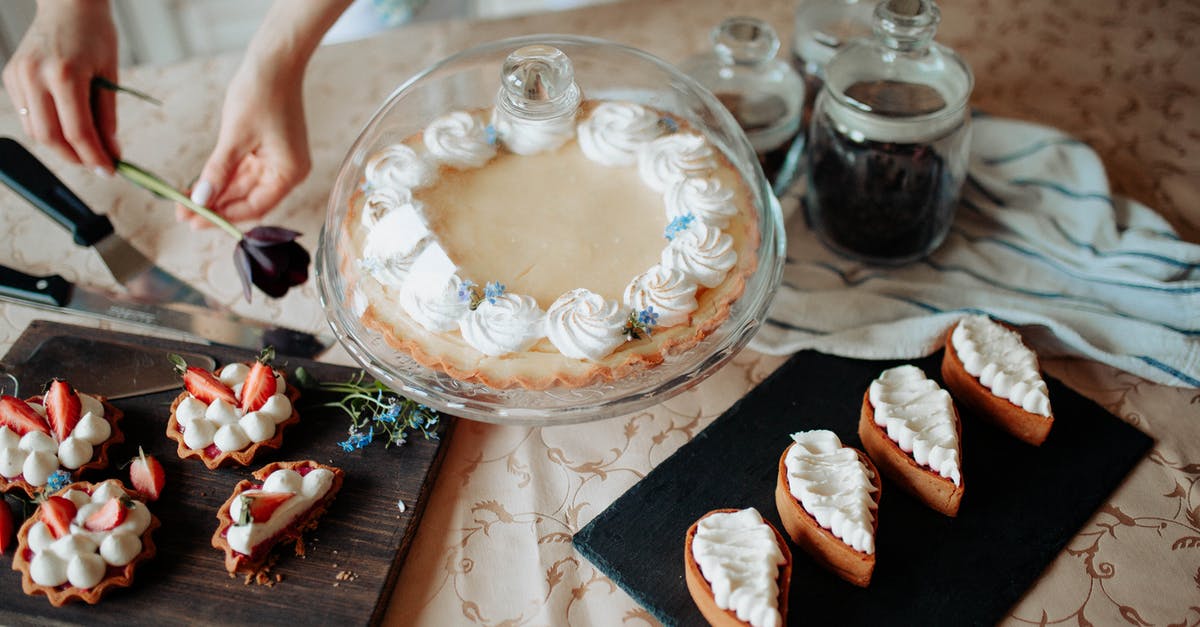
[
  {"left": 182, "top": 62, "right": 311, "bottom": 228},
  {"left": 1, "top": 0, "right": 119, "bottom": 172}
]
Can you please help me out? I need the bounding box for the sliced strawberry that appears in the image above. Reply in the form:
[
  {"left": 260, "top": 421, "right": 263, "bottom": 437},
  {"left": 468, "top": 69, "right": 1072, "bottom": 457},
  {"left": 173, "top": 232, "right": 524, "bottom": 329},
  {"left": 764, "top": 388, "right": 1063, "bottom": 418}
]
[
  {"left": 0, "top": 395, "right": 51, "bottom": 437},
  {"left": 0, "top": 499, "right": 13, "bottom": 555},
  {"left": 243, "top": 492, "right": 293, "bottom": 524},
  {"left": 44, "top": 380, "right": 82, "bottom": 441},
  {"left": 40, "top": 496, "right": 78, "bottom": 539},
  {"left": 84, "top": 497, "right": 128, "bottom": 532},
  {"left": 239, "top": 361, "right": 277, "bottom": 413},
  {"left": 130, "top": 448, "right": 166, "bottom": 502},
  {"left": 183, "top": 367, "right": 236, "bottom": 406}
]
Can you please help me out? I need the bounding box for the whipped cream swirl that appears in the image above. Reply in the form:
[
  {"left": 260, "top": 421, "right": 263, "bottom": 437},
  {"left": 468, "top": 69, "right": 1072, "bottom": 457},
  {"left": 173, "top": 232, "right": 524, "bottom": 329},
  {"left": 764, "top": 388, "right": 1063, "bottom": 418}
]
[
  {"left": 868, "top": 366, "right": 961, "bottom": 485},
  {"left": 361, "top": 186, "right": 422, "bottom": 229},
  {"left": 459, "top": 294, "right": 546, "bottom": 356},
  {"left": 637, "top": 133, "right": 716, "bottom": 193},
  {"left": 492, "top": 108, "right": 575, "bottom": 156},
  {"left": 666, "top": 177, "right": 737, "bottom": 229},
  {"left": 577, "top": 102, "right": 663, "bottom": 167},
  {"left": 692, "top": 508, "right": 785, "bottom": 627},
  {"left": 366, "top": 143, "right": 434, "bottom": 191},
  {"left": 660, "top": 222, "right": 737, "bottom": 288},
  {"left": 360, "top": 203, "right": 430, "bottom": 287},
  {"left": 400, "top": 274, "right": 468, "bottom": 333},
  {"left": 622, "top": 265, "right": 697, "bottom": 328},
  {"left": 424, "top": 111, "right": 497, "bottom": 169},
  {"left": 785, "top": 430, "right": 878, "bottom": 554},
  {"left": 545, "top": 289, "right": 628, "bottom": 361},
  {"left": 951, "top": 315, "right": 1052, "bottom": 416}
]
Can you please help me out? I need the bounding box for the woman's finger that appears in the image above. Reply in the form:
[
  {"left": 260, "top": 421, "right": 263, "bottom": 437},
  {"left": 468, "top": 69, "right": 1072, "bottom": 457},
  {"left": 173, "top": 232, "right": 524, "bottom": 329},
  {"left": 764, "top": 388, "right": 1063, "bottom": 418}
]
[
  {"left": 2, "top": 65, "right": 33, "bottom": 138},
  {"left": 26, "top": 83, "right": 79, "bottom": 165},
  {"left": 52, "top": 76, "right": 112, "bottom": 172},
  {"left": 93, "top": 72, "right": 119, "bottom": 159}
]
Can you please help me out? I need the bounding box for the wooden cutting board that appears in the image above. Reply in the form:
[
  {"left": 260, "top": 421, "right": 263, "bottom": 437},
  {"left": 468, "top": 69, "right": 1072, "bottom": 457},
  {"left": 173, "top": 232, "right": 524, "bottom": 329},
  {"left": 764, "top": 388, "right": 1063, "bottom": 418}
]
[
  {"left": 0, "top": 320, "right": 454, "bottom": 625},
  {"left": 574, "top": 350, "right": 1153, "bottom": 625}
]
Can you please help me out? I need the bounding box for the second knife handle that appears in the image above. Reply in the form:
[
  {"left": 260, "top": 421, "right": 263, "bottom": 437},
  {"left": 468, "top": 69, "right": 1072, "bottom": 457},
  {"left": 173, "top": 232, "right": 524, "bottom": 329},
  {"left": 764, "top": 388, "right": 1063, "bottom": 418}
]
[
  {"left": 0, "top": 265, "right": 72, "bottom": 307},
  {"left": 0, "top": 137, "right": 115, "bottom": 247}
]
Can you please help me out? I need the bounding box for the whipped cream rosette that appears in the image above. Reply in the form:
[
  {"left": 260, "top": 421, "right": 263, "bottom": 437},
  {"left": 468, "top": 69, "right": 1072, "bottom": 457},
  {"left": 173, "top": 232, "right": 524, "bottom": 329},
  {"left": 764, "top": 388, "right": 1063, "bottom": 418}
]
[
  {"left": 577, "top": 102, "right": 664, "bottom": 166},
  {"left": 424, "top": 111, "right": 497, "bottom": 169}
]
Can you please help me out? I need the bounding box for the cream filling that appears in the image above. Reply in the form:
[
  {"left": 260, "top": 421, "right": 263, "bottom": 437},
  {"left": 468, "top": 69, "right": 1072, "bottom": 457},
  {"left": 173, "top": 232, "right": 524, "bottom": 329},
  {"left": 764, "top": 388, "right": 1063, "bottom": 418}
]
[
  {"left": 225, "top": 468, "right": 334, "bottom": 556},
  {"left": 691, "top": 508, "right": 784, "bottom": 627},
  {"left": 785, "top": 430, "right": 877, "bottom": 553},
  {"left": 951, "top": 315, "right": 1051, "bottom": 416},
  {"left": 27, "top": 480, "right": 152, "bottom": 588},
  {"left": 868, "top": 365, "right": 961, "bottom": 485}
]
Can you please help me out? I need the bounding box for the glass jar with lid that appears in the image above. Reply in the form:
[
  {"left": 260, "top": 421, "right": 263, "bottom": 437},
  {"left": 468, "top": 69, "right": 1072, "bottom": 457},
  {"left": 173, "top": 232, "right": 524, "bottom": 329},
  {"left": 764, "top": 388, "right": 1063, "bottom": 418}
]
[
  {"left": 804, "top": 0, "right": 973, "bottom": 265},
  {"left": 681, "top": 17, "right": 805, "bottom": 185}
]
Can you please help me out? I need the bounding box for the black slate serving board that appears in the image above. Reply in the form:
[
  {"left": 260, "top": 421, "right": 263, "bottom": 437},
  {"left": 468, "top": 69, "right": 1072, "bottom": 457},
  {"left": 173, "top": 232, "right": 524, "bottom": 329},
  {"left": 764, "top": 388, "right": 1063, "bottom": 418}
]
[
  {"left": 0, "top": 321, "right": 454, "bottom": 626},
  {"left": 574, "top": 350, "right": 1153, "bottom": 626}
]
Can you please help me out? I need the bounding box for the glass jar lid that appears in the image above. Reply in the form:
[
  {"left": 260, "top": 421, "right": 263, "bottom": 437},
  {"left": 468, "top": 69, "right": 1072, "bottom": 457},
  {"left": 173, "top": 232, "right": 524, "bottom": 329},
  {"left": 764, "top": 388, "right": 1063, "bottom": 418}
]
[{"left": 822, "top": 0, "right": 973, "bottom": 142}]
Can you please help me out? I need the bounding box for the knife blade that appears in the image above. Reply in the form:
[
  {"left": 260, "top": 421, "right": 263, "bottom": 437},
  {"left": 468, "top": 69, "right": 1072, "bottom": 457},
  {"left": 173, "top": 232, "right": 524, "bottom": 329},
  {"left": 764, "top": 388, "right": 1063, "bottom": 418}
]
[
  {"left": 0, "top": 137, "right": 209, "bottom": 307},
  {"left": 0, "top": 264, "right": 333, "bottom": 359}
]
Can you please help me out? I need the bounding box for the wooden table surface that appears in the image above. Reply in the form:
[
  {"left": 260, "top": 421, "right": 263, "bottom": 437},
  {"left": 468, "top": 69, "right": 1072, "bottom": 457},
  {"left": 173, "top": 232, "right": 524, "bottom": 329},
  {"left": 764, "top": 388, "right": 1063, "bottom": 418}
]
[{"left": 0, "top": 1, "right": 1197, "bottom": 624}]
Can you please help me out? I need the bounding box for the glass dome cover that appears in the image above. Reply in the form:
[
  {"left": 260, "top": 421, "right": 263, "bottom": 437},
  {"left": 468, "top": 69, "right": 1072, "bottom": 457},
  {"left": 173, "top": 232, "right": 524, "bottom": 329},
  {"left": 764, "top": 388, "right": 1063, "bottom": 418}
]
[{"left": 317, "top": 35, "right": 785, "bottom": 425}]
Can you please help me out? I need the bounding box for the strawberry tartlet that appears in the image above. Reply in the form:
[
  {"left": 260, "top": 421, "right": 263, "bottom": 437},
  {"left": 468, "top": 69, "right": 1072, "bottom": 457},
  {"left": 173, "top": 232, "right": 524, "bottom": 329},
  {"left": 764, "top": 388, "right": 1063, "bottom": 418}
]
[
  {"left": 11, "top": 479, "right": 159, "bottom": 606},
  {"left": 166, "top": 354, "right": 300, "bottom": 469},
  {"left": 212, "top": 460, "right": 343, "bottom": 574},
  {"left": 0, "top": 381, "right": 125, "bottom": 497}
]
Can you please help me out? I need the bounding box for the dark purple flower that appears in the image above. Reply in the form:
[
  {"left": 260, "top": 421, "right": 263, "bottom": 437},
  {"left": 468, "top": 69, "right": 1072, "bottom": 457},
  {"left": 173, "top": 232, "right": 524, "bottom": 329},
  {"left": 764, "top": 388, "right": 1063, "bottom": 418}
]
[{"left": 233, "top": 226, "right": 311, "bottom": 301}]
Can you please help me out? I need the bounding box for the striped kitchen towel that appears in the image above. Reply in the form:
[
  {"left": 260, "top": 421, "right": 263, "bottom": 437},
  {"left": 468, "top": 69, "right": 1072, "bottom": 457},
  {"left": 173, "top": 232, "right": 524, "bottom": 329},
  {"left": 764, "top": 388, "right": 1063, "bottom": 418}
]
[{"left": 750, "top": 116, "right": 1200, "bottom": 388}]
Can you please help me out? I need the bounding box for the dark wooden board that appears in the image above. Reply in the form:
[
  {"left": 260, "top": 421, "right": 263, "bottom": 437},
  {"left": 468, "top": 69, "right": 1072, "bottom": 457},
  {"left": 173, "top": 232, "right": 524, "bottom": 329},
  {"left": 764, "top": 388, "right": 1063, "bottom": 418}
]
[
  {"left": 0, "top": 320, "right": 454, "bottom": 626},
  {"left": 574, "top": 350, "right": 1153, "bottom": 626}
]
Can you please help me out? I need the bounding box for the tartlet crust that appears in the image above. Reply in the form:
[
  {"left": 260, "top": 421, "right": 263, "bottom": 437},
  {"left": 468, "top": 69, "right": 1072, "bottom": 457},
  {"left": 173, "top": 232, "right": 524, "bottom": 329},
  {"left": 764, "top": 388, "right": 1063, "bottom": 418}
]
[
  {"left": 11, "top": 480, "right": 160, "bottom": 607},
  {"left": 211, "top": 460, "right": 344, "bottom": 574},
  {"left": 774, "top": 443, "right": 881, "bottom": 587},
  {"left": 0, "top": 397, "right": 125, "bottom": 498},
  {"left": 859, "top": 390, "right": 965, "bottom": 517},
  {"left": 683, "top": 508, "right": 792, "bottom": 627},
  {"left": 350, "top": 108, "right": 761, "bottom": 391},
  {"left": 165, "top": 372, "right": 301, "bottom": 470},
  {"left": 941, "top": 324, "right": 1055, "bottom": 446}
]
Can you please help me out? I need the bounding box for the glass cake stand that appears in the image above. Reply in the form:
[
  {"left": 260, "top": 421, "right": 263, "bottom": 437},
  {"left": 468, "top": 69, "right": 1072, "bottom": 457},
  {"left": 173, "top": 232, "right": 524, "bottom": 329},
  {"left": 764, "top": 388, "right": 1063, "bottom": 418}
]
[{"left": 316, "top": 34, "right": 785, "bottom": 425}]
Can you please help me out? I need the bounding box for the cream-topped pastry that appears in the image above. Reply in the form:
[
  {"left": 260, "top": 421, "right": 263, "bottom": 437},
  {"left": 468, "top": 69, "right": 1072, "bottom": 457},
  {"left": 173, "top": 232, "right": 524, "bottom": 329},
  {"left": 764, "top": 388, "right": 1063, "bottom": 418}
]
[
  {"left": 12, "top": 479, "right": 159, "bottom": 606},
  {"left": 784, "top": 430, "right": 878, "bottom": 553},
  {"left": 350, "top": 100, "right": 760, "bottom": 389},
  {"left": 690, "top": 508, "right": 786, "bottom": 627},
  {"left": 173, "top": 364, "right": 290, "bottom": 455},
  {"left": 0, "top": 384, "right": 122, "bottom": 497},
  {"left": 225, "top": 467, "right": 335, "bottom": 556},
  {"left": 859, "top": 366, "right": 965, "bottom": 517},
  {"left": 213, "top": 461, "right": 344, "bottom": 574},
  {"left": 868, "top": 366, "right": 961, "bottom": 485},
  {"left": 167, "top": 356, "right": 300, "bottom": 469},
  {"left": 950, "top": 315, "right": 1051, "bottom": 416}
]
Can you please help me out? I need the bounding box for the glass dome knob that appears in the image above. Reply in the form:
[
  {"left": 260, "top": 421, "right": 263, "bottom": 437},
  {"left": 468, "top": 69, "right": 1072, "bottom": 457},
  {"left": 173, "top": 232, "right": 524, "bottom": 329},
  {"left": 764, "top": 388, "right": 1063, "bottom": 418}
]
[
  {"left": 496, "top": 45, "right": 581, "bottom": 121},
  {"left": 713, "top": 17, "right": 781, "bottom": 66}
]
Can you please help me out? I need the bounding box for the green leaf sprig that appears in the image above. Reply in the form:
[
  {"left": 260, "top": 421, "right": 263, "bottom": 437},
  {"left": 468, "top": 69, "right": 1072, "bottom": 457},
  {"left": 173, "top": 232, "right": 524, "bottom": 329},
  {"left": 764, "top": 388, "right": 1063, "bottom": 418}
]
[{"left": 294, "top": 368, "right": 440, "bottom": 451}]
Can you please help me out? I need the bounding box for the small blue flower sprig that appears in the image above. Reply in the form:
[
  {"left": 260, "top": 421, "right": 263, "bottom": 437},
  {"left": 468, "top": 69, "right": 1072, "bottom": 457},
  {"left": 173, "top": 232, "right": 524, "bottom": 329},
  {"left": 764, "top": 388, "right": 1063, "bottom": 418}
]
[
  {"left": 293, "top": 368, "right": 440, "bottom": 452},
  {"left": 457, "top": 280, "right": 506, "bottom": 310},
  {"left": 658, "top": 116, "right": 679, "bottom": 134},
  {"left": 44, "top": 470, "right": 72, "bottom": 493},
  {"left": 623, "top": 307, "right": 659, "bottom": 341},
  {"left": 665, "top": 214, "right": 696, "bottom": 241}
]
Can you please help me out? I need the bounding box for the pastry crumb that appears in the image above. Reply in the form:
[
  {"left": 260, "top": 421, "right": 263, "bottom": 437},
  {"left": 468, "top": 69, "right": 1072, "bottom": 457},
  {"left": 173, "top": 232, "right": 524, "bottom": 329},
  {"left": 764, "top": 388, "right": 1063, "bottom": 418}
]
[{"left": 336, "top": 570, "right": 358, "bottom": 582}]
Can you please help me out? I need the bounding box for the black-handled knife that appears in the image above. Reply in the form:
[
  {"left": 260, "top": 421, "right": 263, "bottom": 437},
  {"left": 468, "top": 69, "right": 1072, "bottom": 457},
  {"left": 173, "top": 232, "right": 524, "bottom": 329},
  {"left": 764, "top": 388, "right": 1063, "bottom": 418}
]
[
  {"left": 0, "top": 263, "right": 332, "bottom": 359},
  {"left": 0, "top": 136, "right": 210, "bottom": 307},
  {"left": 0, "top": 138, "right": 115, "bottom": 247}
]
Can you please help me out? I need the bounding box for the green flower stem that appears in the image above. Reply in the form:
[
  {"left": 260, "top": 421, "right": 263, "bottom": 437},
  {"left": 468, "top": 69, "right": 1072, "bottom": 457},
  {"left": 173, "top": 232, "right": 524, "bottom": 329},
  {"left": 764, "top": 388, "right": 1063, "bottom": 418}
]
[{"left": 115, "top": 160, "right": 243, "bottom": 241}]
